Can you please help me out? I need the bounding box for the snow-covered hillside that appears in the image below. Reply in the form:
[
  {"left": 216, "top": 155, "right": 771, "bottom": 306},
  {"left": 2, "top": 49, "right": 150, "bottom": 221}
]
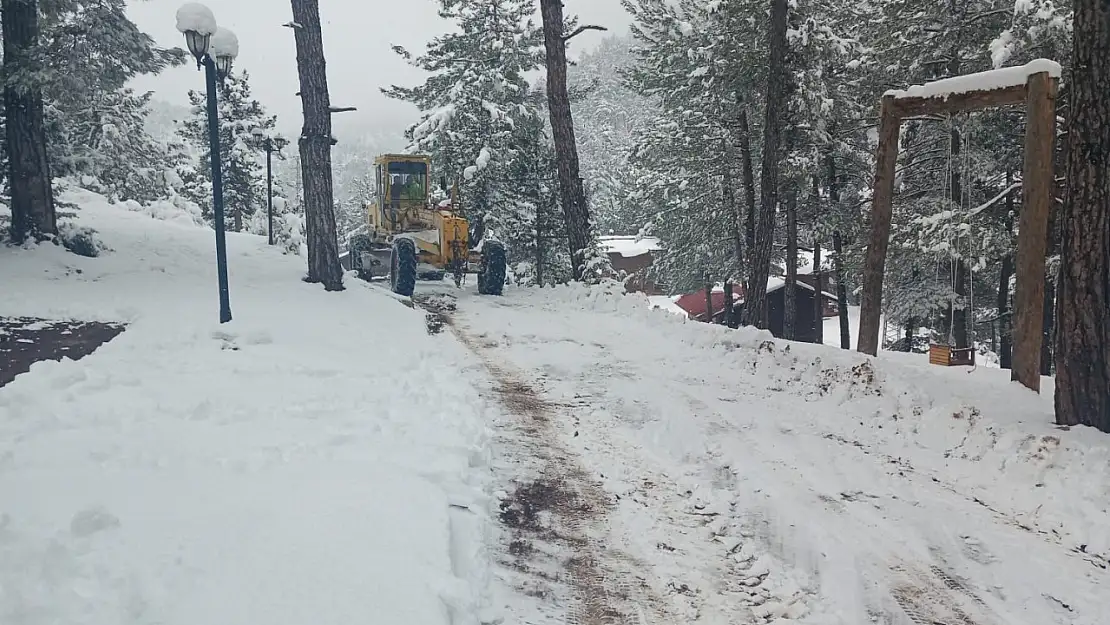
[{"left": 2, "top": 193, "right": 1108, "bottom": 625}]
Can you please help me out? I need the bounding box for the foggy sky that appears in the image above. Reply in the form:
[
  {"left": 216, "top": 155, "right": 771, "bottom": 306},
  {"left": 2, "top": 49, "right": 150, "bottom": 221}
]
[{"left": 127, "top": 0, "right": 632, "bottom": 142}]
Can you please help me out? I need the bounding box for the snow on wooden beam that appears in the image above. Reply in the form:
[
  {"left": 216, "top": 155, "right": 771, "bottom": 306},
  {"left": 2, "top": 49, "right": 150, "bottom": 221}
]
[
  {"left": 885, "top": 59, "right": 1062, "bottom": 118},
  {"left": 892, "top": 84, "right": 1029, "bottom": 117},
  {"left": 885, "top": 59, "right": 1062, "bottom": 101}
]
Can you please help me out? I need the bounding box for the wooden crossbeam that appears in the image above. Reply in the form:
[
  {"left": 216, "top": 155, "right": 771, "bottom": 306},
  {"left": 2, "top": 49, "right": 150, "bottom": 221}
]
[{"left": 890, "top": 83, "right": 1029, "bottom": 118}]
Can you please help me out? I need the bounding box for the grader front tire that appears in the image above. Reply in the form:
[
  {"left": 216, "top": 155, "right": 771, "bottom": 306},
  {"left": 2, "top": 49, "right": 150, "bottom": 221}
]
[{"left": 391, "top": 238, "right": 417, "bottom": 297}]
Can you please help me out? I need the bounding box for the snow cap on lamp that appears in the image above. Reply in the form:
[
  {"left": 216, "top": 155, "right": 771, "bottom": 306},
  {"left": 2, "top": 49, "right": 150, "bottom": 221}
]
[
  {"left": 209, "top": 27, "right": 240, "bottom": 78},
  {"left": 175, "top": 3, "right": 217, "bottom": 60}
]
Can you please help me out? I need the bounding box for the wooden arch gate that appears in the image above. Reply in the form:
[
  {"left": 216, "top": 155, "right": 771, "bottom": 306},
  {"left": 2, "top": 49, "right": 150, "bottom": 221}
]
[{"left": 856, "top": 60, "right": 1061, "bottom": 392}]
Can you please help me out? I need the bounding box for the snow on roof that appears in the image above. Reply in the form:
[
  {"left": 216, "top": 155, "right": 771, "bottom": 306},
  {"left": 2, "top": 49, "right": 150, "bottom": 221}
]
[
  {"left": 648, "top": 296, "right": 689, "bottom": 317},
  {"left": 765, "top": 277, "right": 837, "bottom": 301},
  {"left": 175, "top": 3, "right": 217, "bottom": 36},
  {"left": 599, "top": 235, "right": 662, "bottom": 258},
  {"left": 885, "top": 59, "right": 1061, "bottom": 100}
]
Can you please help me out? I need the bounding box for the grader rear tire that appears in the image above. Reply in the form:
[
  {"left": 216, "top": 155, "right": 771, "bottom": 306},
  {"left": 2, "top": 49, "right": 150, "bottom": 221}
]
[
  {"left": 391, "top": 238, "right": 417, "bottom": 297},
  {"left": 478, "top": 241, "right": 506, "bottom": 296},
  {"left": 349, "top": 234, "right": 374, "bottom": 280}
]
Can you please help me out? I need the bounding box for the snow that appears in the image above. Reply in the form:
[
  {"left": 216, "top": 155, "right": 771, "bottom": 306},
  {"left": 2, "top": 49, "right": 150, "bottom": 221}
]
[
  {"left": 174, "top": 3, "right": 217, "bottom": 36},
  {"left": 648, "top": 294, "right": 688, "bottom": 317},
  {"left": 510, "top": 282, "right": 1107, "bottom": 624},
  {"left": 885, "top": 58, "right": 1062, "bottom": 99},
  {"left": 6, "top": 190, "right": 1110, "bottom": 625},
  {"left": 598, "top": 234, "right": 662, "bottom": 258},
  {"left": 0, "top": 189, "right": 497, "bottom": 625},
  {"left": 209, "top": 27, "right": 239, "bottom": 60}
]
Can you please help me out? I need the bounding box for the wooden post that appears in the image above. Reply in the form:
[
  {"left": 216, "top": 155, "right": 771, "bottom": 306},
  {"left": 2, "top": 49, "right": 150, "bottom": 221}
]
[
  {"left": 1012, "top": 72, "right": 1058, "bottom": 392},
  {"left": 857, "top": 95, "right": 900, "bottom": 356}
]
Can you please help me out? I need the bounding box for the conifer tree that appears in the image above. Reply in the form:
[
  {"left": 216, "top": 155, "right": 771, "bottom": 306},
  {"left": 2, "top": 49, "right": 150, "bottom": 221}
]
[
  {"left": 177, "top": 71, "right": 285, "bottom": 231},
  {"left": 384, "top": 0, "right": 547, "bottom": 256}
]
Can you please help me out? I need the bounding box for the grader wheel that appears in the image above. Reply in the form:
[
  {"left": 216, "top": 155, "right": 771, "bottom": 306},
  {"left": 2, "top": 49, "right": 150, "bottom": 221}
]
[
  {"left": 390, "top": 238, "right": 417, "bottom": 297},
  {"left": 478, "top": 241, "right": 506, "bottom": 296}
]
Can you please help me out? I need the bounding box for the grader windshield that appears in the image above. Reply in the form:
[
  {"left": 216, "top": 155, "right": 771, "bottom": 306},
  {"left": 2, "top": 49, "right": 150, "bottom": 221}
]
[{"left": 386, "top": 161, "right": 427, "bottom": 202}]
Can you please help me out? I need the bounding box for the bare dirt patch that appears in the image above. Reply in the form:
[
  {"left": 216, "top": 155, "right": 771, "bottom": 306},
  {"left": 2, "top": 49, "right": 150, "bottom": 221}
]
[{"left": 1, "top": 317, "right": 125, "bottom": 388}]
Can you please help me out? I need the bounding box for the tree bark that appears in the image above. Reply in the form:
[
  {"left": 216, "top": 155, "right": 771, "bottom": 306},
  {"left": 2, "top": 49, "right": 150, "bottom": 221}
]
[
  {"left": 3, "top": 0, "right": 55, "bottom": 243},
  {"left": 724, "top": 281, "right": 735, "bottom": 328},
  {"left": 704, "top": 277, "right": 713, "bottom": 324},
  {"left": 998, "top": 174, "right": 1015, "bottom": 369},
  {"left": 540, "top": 0, "right": 592, "bottom": 281},
  {"left": 738, "top": 107, "right": 758, "bottom": 322},
  {"left": 1055, "top": 0, "right": 1110, "bottom": 431},
  {"left": 784, "top": 191, "right": 798, "bottom": 340},
  {"left": 745, "top": 0, "right": 790, "bottom": 330},
  {"left": 826, "top": 154, "right": 851, "bottom": 350},
  {"left": 1042, "top": 272, "right": 1056, "bottom": 377},
  {"left": 948, "top": 126, "right": 970, "bottom": 349},
  {"left": 857, "top": 95, "right": 900, "bottom": 355},
  {"left": 813, "top": 239, "right": 824, "bottom": 344},
  {"left": 290, "top": 0, "right": 344, "bottom": 291}
]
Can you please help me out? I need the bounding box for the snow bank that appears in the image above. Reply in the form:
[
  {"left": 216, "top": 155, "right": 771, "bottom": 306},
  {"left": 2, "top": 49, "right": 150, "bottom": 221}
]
[
  {"left": 885, "top": 58, "right": 1062, "bottom": 100},
  {"left": 525, "top": 281, "right": 1110, "bottom": 561},
  {"left": 0, "top": 188, "right": 499, "bottom": 624}
]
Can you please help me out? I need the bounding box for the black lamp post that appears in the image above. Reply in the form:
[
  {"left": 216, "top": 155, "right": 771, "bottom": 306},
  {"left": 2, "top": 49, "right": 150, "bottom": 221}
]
[
  {"left": 251, "top": 127, "right": 276, "bottom": 246},
  {"left": 176, "top": 3, "right": 238, "bottom": 324}
]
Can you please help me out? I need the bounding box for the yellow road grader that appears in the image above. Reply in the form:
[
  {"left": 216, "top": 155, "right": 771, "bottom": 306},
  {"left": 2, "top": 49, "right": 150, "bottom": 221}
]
[{"left": 347, "top": 154, "right": 506, "bottom": 297}]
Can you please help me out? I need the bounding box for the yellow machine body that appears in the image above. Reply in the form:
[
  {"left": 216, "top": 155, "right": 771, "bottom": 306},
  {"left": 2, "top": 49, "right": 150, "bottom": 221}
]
[{"left": 365, "top": 154, "right": 478, "bottom": 270}]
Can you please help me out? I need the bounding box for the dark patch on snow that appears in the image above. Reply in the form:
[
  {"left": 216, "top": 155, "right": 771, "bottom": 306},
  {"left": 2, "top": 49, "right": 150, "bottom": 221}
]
[{"left": 0, "top": 317, "right": 125, "bottom": 388}]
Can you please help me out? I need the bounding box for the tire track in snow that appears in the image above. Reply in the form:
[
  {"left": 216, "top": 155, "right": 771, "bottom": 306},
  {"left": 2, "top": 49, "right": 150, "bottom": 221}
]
[{"left": 420, "top": 293, "right": 667, "bottom": 625}]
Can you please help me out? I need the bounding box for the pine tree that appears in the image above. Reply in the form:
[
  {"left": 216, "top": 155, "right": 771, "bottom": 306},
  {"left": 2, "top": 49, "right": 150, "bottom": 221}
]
[
  {"left": 177, "top": 71, "right": 285, "bottom": 230},
  {"left": 1055, "top": 0, "right": 1110, "bottom": 432},
  {"left": 384, "top": 0, "right": 546, "bottom": 256},
  {"left": 4, "top": 0, "right": 56, "bottom": 243},
  {"left": 39, "top": 0, "right": 185, "bottom": 187}
]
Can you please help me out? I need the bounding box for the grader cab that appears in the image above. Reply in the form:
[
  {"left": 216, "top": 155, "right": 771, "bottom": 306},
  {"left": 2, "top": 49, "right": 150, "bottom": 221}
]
[{"left": 347, "top": 154, "right": 506, "bottom": 297}]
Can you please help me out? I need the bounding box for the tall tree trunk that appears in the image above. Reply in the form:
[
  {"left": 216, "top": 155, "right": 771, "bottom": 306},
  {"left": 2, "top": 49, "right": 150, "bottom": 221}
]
[
  {"left": 738, "top": 107, "right": 758, "bottom": 321},
  {"left": 833, "top": 230, "right": 851, "bottom": 349},
  {"left": 1042, "top": 274, "right": 1056, "bottom": 376},
  {"left": 723, "top": 135, "right": 744, "bottom": 286},
  {"left": 998, "top": 174, "right": 1015, "bottom": 369},
  {"left": 3, "top": 0, "right": 55, "bottom": 243},
  {"left": 998, "top": 258, "right": 1015, "bottom": 368},
  {"left": 704, "top": 276, "right": 713, "bottom": 324},
  {"left": 724, "top": 281, "right": 735, "bottom": 328},
  {"left": 290, "top": 0, "right": 344, "bottom": 291},
  {"left": 745, "top": 0, "right": 791, "bottom": 329},
  {"left": 784, "top": 191, "right": 798, "bottom": 340},
  {"left": 539, "top": 0, "right": 592, "bottom": 281},
  {"left": 1055, "top": 0, "right": 1110, "bottom": 431},
  {"left": 948, "top": 125, "right": 970, "bottom": 349},
  {"left": 811, "top": 176, "right": 824, "bottom": 345},
  {"left": 813, "top": 239, "right": 824, "bottom": 344},
  {"left": 825, "top": 152, "right": 851, "bottom": 349}
]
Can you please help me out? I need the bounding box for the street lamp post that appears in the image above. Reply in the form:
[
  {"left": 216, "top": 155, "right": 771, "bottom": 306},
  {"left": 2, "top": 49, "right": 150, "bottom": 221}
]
[
  {"left": 176, "top": 3, "right": 239, "bottom": 324},
  {"left": 251, "top": 127, "right": 275, "bottom": 245}
]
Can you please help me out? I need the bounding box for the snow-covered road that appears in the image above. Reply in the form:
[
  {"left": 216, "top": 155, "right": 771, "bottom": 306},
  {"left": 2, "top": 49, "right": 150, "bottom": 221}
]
[{"left": 447, "top": 284, "right": 1108, "bottom": 625}]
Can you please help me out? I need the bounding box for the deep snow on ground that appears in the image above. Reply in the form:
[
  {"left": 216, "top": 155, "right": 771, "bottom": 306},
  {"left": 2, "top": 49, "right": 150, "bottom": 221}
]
[
  {"left": 455, "top": 282, "right": 1109, "bottom": 625},
  {"left": 5, "top": 191, "right": 1109, "bottom": 625},
  {"left": 0, "top": 190, "right": 500, "bottom": 625}
]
